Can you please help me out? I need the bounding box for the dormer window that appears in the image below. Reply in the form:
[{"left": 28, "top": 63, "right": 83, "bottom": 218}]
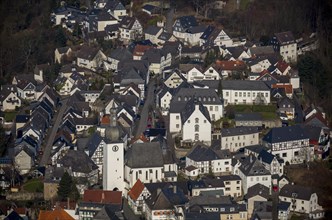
[{"left": 178, "top": 97, "right": 181, "bottom": 101}]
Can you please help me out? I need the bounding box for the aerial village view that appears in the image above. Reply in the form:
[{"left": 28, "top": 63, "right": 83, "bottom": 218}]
[{"left": 0, "top": 0, "right": 332, "bottom": 219}]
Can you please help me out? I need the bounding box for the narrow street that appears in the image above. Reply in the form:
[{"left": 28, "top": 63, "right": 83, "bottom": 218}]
[
  {"left": 134, "top": 81, "right": 155, "bottom": 138},
  {"left": 39, "top": 98, "right": 68, "bottom": 166}
]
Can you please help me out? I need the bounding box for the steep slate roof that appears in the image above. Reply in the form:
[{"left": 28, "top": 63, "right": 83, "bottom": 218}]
[
  {"left": 172, "top": 88, "right": 222, "bottom": 105},
  {"left": 77, "top": 45, "right": 100, "bottom": 60},
  {"left": 126, "top": 142, "right": 164, "bottom": 168},
  {"left": 145, "top": 181, "right": 189, "bottom": 196},
  {"left": 235, "top": 113, "right": 262, "bottom": 122},
  {"left": 128, "top": 179, "right": 145, "bottom": 201},
  {"left": 222, "top": 80, "right": 270, "bottom": 91},
  {"left": 83, "top": 190, "right": 122, "bottom": 204},
  {"left": 181, "top": 99, "right": 211, "bottom": 124},
  {"left": 176, "top": 16, "right": 198, "bottom": 29},
  {"left": 239, "top": 155, "right": 271, "bottom": 176},
  {"left": 108, "top": 47, "right": 132, "bottom": 61},
  {"left": 145, "top": 26, "right": 162, "bottom": 35},
  {"left": 263, "top": 125, "right": 309, "bottom": 144},
  {"left": 186, "top": 144, "right": 230, "bottom": 162},
  {"left": 278, "top": 97, "right": 294, "bottom": 108},
  {"left": 105, "top": 0, "right": 125, "bottom": 11},
  {"left": 245, "top": 183, "right": 270, "bottom": 200},
  {"left": 142, "top": 48, "right": 166, "bottom": 63},
  {"left": 279, "top": 184, "right": 314, "bottom": 201},
  {"left": 221, "top": 126, "right": 259, "bottom": 137},
  {"left": 249, "top": 46, "right": 275, "bottom": 57},
  {"left": 258, "top": 149, "right": 276, "bottom": 164},
  {"left": 119, "top": 16, "right": 137, "bottom": 29},
  {"left": 93, "top": 204, "right": 123, "bottom": 220},
  {"left": 86, "top": 132, "right": 104, "bottom": 157},
  {"left": 59, "top": 150, "right": 98, "bottom": 174},
  {"left": 274, "top": 31, "right": 295, "bottom": 44},
  {"left": 145, "top": 185, "right": 188, "bottom": 210}
]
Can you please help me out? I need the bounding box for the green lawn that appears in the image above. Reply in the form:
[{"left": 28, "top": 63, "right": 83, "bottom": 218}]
[
  {"left": 23, "top": 178, "right": 44, "bottom": 193},
  {"left": 4, "top": 111, "right": 17, "bottom": 122}
]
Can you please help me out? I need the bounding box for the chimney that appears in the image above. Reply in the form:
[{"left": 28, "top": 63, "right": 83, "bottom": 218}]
[
  {"left": 173, "top": 185, "right": 177, "bottom": 194},
  {"left": 101, "top": 192, "right": 105, "bottom": 203},
  {"left": 157, "top": 188, "right": 161, "bottom": 195}
]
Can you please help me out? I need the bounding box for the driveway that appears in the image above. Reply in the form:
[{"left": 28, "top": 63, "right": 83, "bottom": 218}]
[
  {"left": 134, "top": 81, "right": 155, "bottom": 138},
  {"left": 39, "top": 98, "right": 68, "bottom": 166}
]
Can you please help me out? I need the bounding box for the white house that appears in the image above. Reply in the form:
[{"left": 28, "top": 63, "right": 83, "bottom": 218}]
[
  {"left": 142, "top": 48, "right": 172, "bottom": 75},
  {"left": 200, "top": 26, "right": 233, "bottom": 47},
  {"left": 76, "top": 46, "right": 107, "bottom": 71},
  {"left": 279, "top": 184, "right": 324, "bottom": 219},
  {"left": 186, "top": 66, "right": 221, "bottom": 83},
  {"left": 222, "top": 80, "right": 271, "bottom": 105},
  {"left": 186, "top": 144, "right": 232, "bottom": 177},
  {"left": 14, "top": 147, "right": 35, "bottom": 175},
  {"left": 271, "top": 31, "right": 297, "bottom": 63},
  {"left": 169, "top": 88, "right": 223, "bottom": 123},
  {"left": 237, "top": 155, "right": 271, "bottom": 194},
  {"left": 124, "top": 142, "right": 177, "bottom": 189},
  {"left": 0, "top": 89, "right": 21, "bottom": 111},
  {"left": 173, "top": 16, "right": 198, "bottom": 41},
  {"left": 262, "top": 125, "right": 311, "bottom": 164},
  {"left": 144, "top": 26, "right": 163, "bottom": 44},
  {"left": 118, "top": 16, "right": 143, "bottom": 42},
  {"left": 163, "top": 70, "right": 185, "bottom": 88},
  {"left": 258, "top": 149, "right": 284, "bottom": 176},
  {"left": 181, "top": 100, "right": 212, "bottom": 144},
  {"left": 221, "top": 127, "right": 260, "bottom": 152}
]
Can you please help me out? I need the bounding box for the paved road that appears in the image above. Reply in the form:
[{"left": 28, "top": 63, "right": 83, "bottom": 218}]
[
  {"left": 134, "top": 81, "right": 155, "bottom": 138},
  {"left": 40, "top": 98, "right": 68, "bottom": 166},
  {"left": 293, "top": 93, "right": 304, "bottom": 124}
]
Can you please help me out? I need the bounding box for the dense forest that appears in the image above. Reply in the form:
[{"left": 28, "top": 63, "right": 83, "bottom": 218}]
[{"left": 0, "top": 0, "right": 332, "bottom": 119}]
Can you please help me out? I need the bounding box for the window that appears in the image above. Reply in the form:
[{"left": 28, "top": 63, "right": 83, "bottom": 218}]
[
  {"left": 239, "top": 92, "right": 242, "bottom": 97},
  {"left": 282, "top": 153, "right": 287, "bottom": 157},
  {"left": 210, "top": 106, "right": 213, "bottom": 111},
  {"left": 176, "top": 124, "right": 179, "bottom": 128},
  {"left": 195, "top": 118, "right": 199, "bottom": 123},
  {"left": 215, "top": 106, "right": 218, "bottom": 111},
  {"left": 243, "top": 92, "right": 246, "bottom": 97},
  {"left": 225, "top": 187, "right": 230, "bottom": 191},
  {"left": 294, "top": 151, "right": 299, "bottom": 156},
  {"left": 235, "top": 92, "right": 238, "bottom": 97},
  {"left": 204, "top": 120, "right": 207, "bottom": 123},
  {"left": 248, "top": 92, "right": 250, "bottom": 97},
  {"left": 225, "top": 181, "right": 230, "bottom": 185},
  {"left": 188, "top": 120, "right": 190, "bottom": 123},
  {"left": 253, "top": 92, "right": 256, "bottom": 97},
  {"left": 225, "top": 161, "right": 229, "bottom": 165},
  {"left": 195, "top": 125, "right": 199, "bottom": 132},
  {"left": 156, "top": 170, "right": 158, "bottom": 179},
  {"left": 226, "top": 92, "right": 229, "bottom": 96},
  {"left": 265, "top": 92, "right": 268, "bottom": 97},
  {"left": 195, "top": 134, "right": 199, "bottom": 140},
  {"left": 146, "top": 171, "right": 148, "bottom": 180},
  {"left": 149, "top": 169, "right": 152, "bottom": 173},
  {"left": 176, "top": 115, "right": 179, "bottom": 120}
]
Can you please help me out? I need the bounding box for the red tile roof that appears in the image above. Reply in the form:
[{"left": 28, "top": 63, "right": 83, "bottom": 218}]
[
  {"left": 215, "top": 60, "right": 246, "bottom": 70},
  {"left": 276, "top": 61, "right": 290, "bottom": 73},
  {"left": 130, "top": 134, "right": 149, "bottom": 144},
  {"left": 133, "top": 45, "right": 154, "bottom": 57},
  {"left": 83, "top": 190, "right": 122, "bottom": 204},
  {"left": 128, "top": 179, "right": 145, "bottom": 201},
  {"left": 271, "top": 84, "right": 293, "bottom": 95},
  {"left": 101, "top": 115, "right": 110, "bottom": 125},
  {"left": 38, "top": 208, "right": 74, "bottom": 220}
]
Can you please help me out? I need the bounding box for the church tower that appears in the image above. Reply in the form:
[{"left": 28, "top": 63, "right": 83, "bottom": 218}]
[{"left": 103, "top": 105, "right": 125, "bottom": 192}]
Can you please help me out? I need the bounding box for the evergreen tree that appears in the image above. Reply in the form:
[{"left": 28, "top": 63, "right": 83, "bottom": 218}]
[
  {"left": 69, "top": 180, "right": 80, "bottom": 202},
  {"left": 57, "top": 171, "right": 72, "bottom": 200}
]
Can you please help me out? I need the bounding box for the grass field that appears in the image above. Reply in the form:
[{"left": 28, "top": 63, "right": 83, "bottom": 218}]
[
  {"left": 4, "top": 111, "right": 17, "bottom": 122},
  {"left": 23, "top": 178, "right": 43, "bottom": 193}
]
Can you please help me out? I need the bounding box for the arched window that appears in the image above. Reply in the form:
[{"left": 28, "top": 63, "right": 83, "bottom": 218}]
[
  {"left": 203, "top": 97, "right": 206, "bottom": 101},
  {"left": 178, "top": 97, "right": 181, "bottom": 101},
  {"left": 195, "top": 133, "right": 199, "bottom": 141},
  {"left": 195, "top": 125, "right": 199, "bottom": 132},
  {"left": 195, "top": 118, "right": 199, "bottom": 123},
  {"left": 208, "top": 97, "right": 211, "bottom": 101},
  {"left": 184, "top": 96, "right": 187, "bottom": 101}
]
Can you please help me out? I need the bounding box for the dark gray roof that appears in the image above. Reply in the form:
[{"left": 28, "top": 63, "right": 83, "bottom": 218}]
[
  {"left": 119, "top": 16, "right": 137, "bottom": 29},
  {"left": 86, "top": 133, "right": 104, "bottom": 157},
  {"left": 145, "top": 181, "right": 189, "bottom": 196},
  {"left": 181, "top": 99, "right": 211, "bottom": 124},
  {"left": 189, "top": 195, "right": 232, "bottom": 206},
  {"left": 108, "top": 47, "right": 132, "bottom": 61},
  {"left": 187, "top": 25, "right": 206, "bottom": 34},
  {"left": 278, "top": 97, "right": 294, "bottom": 108},
  {"left": 221, "top": 126, "right": 259, "bottom": 137},
  {"left": 279, "top": 184, "right": 314, "bottom": 200},
  {"left": 226, "top": 46, "right": 246, "bottom": 59},
  {"left": 77, "top": 45, "right": 100, "bottom": 60},
  {"left": 222, "top": 80, "right": 270, "bottom": 91},
  {"left": 172, "top": 88, "right": 222, "bottom": 105},
  {"left": 185, "top": 212, "right": 221, "bottom": 220},
  {"left": 239, "top": 155, "right": 271, "bottom": 176},
  {"left": 145, "top": 185, "right": 188, "bottom": 210},
  {"left": 175, "top": 16, "right": 198, "bottom": 29},
  {"left": 235, "top": 113, "right": 263, "bottom": 122},
  {"left": 274, "top": 31, "right": 295, "bottom": 44},
  {"left": 245, "top": 145, "right": 269, "bottom": 155},
  {"left": 263, "top": 125, "right": 309, "bottom": 144},
  {"left": 59, "top": 150, "right": 98, "bottom": 173},
  {"left": 278, "top": 201, "right": 291, "bottom": 211},
  {"left": 186, "top": 144, "right": 230, "bottom": 162},
  {"left": 126, "top": 142, "right": 164, "bottom": 168},
  {"left": 245, "top": 183, "right": 270, "bottom": 200},
  {"left": 258, "top": 149, "right": 275, "bottom": 164},
  {"left": 249, "top": 46, "right": 275, "bottom": 56},
  {"left": 145, "top": 26, "right": 162, "bottom": 35},
  {"left": 142, "top": 48, "right": 166, "bottom": 63},
  {"left": 158, "top": 32, "right": 173, "bottom": 41}
]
